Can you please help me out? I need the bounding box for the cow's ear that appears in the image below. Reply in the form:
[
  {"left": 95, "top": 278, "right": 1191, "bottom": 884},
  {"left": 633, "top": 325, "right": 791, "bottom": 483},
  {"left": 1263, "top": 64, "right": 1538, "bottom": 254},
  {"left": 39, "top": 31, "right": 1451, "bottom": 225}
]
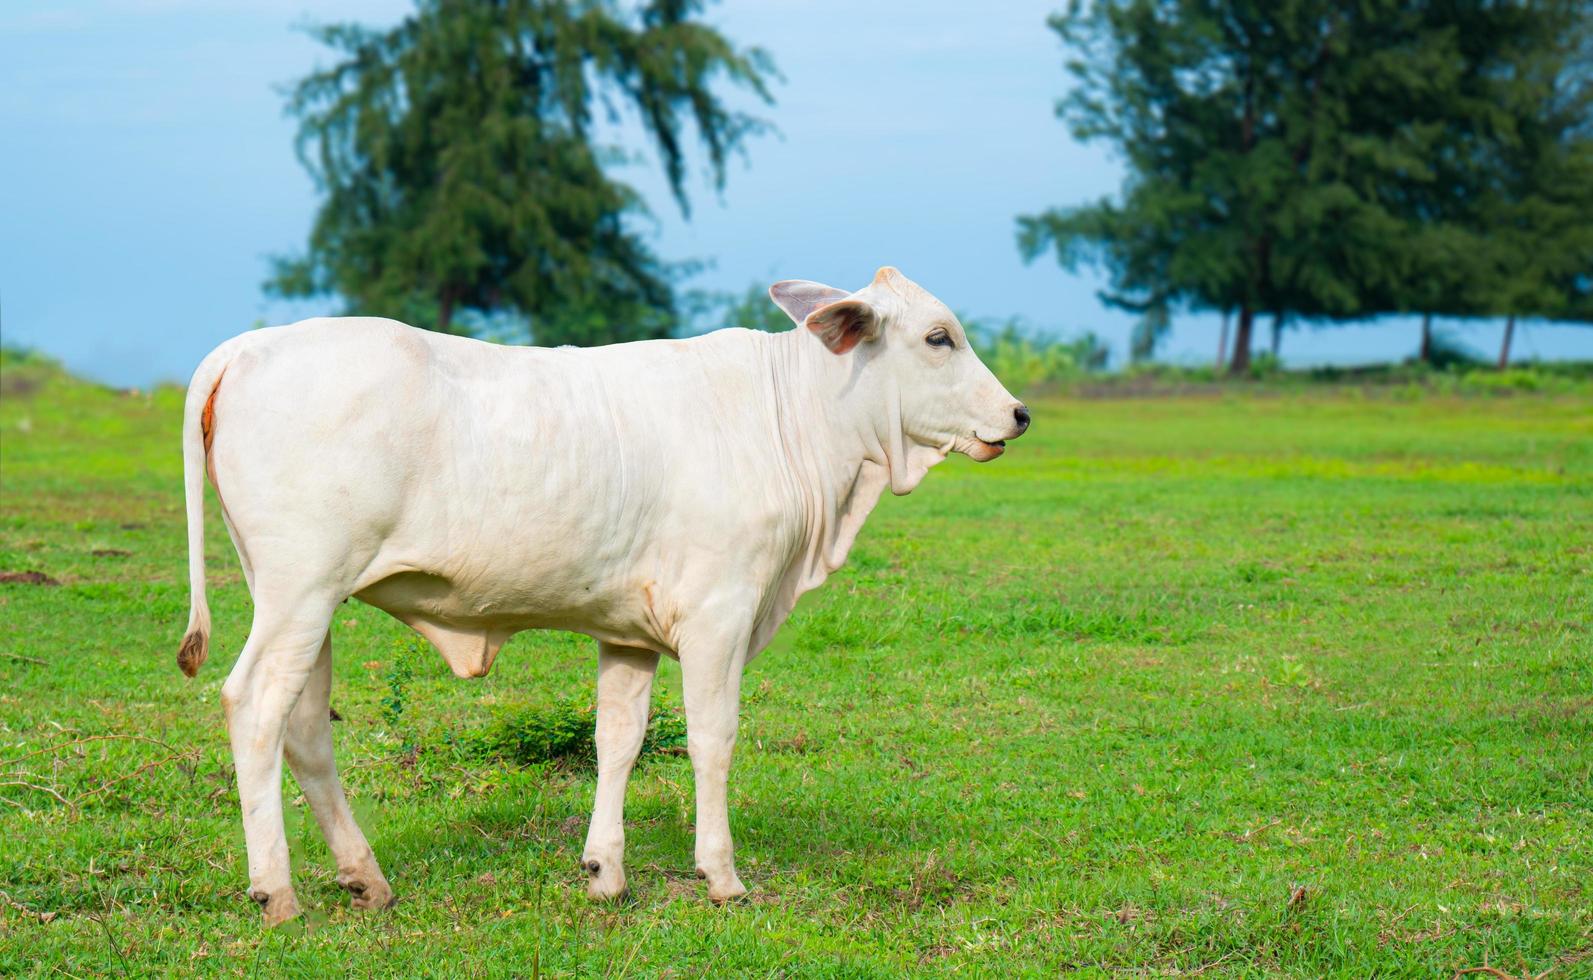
[
  {"left": 805, "top": 299, "right": 880, "bottom": 355},
  {"left": 769, "top": 280, "right": 851, "bottom": 326}
]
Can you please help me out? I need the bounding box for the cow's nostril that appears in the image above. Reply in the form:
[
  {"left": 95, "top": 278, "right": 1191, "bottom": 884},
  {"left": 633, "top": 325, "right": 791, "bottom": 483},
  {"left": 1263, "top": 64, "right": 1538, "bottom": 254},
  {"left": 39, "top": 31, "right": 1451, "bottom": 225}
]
[{"left": 1014, "top": 405, "right": 1030, "bottom": 431}]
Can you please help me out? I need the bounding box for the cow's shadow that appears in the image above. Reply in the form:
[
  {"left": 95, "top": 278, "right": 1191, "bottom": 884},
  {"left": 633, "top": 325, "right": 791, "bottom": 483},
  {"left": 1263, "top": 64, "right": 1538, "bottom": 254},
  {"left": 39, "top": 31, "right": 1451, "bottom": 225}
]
[{"left": 357, "top": 759, "right": 980, "bottom": 904}]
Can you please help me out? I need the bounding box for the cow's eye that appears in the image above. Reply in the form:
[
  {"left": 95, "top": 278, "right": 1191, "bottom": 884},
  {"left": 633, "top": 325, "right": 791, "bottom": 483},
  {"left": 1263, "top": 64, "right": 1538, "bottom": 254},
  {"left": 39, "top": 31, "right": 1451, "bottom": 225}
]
[{"left": 926, "top": 331, "right": 954, "bottom": 349}]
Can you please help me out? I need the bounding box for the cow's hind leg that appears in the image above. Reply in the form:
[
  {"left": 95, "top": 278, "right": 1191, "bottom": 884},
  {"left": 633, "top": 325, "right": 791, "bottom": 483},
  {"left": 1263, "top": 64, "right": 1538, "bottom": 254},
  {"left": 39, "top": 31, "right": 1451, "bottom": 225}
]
[
  {"left": 284, "top": 633, "right": 393, "bottom": 912},
  {"left": 221, "top": 592, "right": 338, "bottom": 925},
  {"left": 582, "top": 642, "right": 659, "bottom": 900}
]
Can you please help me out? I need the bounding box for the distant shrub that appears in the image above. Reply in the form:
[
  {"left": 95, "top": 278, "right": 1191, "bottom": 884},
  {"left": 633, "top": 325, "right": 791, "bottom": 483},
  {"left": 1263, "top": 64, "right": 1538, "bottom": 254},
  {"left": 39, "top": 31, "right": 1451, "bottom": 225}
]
[
  {"left": 1423, "top": 329, "right": 1488, "bottom": 369},
  {"left": 1171, "top": 363, "right": 1220, "bottom": 383},
  {"left": 1119, "top": 360, "right": 1217, "bottom": 383},
  {"left": 966, "top": 318, "right": 1109, "bottom": 394},
  {"left": 1459, "top": 368, "right": 1544, "bottom": 392},
  {"left": 0, "top": 346, "right": 62, "bottom": 400},
  {"left": 1246, "top": 351, "right": 1283, "bottom": 378},
  {"left": 472, "top": 698, "right": 596, "bottom": 765},
  {"left": 0, "top": 345, "right": 55, "bottom": 369},
  {"left": 379, "top": 639, "right": 421, "bottom": 729},
  {"left": 682, "top": 282, "right": 792, "bottom": 335},
  {"left": 457, "top": 695, "right": 688, "bottom": 769},
  {"left": 640, "top": 703, "right": 689, "bottom": 756},
  {"left": 1086, "top": 355, "right": 1593, "bottom": 396}
]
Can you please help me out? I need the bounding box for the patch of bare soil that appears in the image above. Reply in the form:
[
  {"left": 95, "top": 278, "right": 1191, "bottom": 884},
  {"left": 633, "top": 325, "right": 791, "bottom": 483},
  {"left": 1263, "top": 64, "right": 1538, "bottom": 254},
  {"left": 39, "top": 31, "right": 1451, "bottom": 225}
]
[
  {"left": 0, "top": 372, "right": 42, "bottom": 399},
  {"left": 0, "top": 570, "right": 61, "bottom": 586}
]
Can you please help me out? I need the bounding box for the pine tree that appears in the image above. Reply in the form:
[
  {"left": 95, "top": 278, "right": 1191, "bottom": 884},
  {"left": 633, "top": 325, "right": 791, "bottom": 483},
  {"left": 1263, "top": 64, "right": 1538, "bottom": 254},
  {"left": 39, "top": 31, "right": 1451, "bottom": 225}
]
[
  {"left": 1374, "top": 1, "right": 1591, "bottom": 364},
  {"left": 1019, "top": 2, "right": 1395, "bottom": 371},
  {"left": 267, "top": 0, "right": 773, "bottom": 344},
  {"left": 687, "top": 281, "right": 792, "bottom": 334},
  {"left": 1019, "top": 1, "right": 1591, "bottom": 373},
  {"left": 1465, "top": 1, "right": 1593, "bottom": 366}
]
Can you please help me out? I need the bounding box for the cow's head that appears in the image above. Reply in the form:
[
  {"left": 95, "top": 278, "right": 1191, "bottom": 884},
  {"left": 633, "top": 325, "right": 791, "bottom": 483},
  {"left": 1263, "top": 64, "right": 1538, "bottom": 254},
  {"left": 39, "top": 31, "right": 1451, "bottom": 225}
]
[{"left": 770, "top": 267, "right": 1029, "bottom": 494}]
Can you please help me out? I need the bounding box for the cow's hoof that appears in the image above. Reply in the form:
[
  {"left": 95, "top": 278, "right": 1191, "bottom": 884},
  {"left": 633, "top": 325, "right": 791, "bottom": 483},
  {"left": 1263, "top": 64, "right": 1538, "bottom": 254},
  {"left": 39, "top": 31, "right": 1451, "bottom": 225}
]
[
  {"left": 251, "top": 888, "right": 301, "bottom": 926},
  {"left": 704, "top": 874, "right": 747, "bottom": 905},
  {"left": 586, "top": 875, "right": 628, "bottom": 902},
  {"left": 339, "top": 873, "right": 395, "bottom": 911},
  {"left": 582, "top": 857, "right": 627, "bottom": 901}
]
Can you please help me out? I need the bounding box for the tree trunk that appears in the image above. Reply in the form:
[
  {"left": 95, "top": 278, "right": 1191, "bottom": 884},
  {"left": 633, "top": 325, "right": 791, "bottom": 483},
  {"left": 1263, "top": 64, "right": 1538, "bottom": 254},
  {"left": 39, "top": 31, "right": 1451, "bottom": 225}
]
[
  {"left": 1216, "top": 309, "right": 1230, "bottom": 371},
  {"left": 1419, "top": 312, "right": 1433, "bottom": 363},
  {"left": 437, "top": 288, "right": 456, "bottom": 334},
  {"left": 1230, "top": 305, "right": 1254, "bottom": 375},
  {"left": 1270, "top": 312, "right": 1283, "bottom": 360},
  {"left": 1497, "top": 314, "right": 1515, "bottom": 369}
]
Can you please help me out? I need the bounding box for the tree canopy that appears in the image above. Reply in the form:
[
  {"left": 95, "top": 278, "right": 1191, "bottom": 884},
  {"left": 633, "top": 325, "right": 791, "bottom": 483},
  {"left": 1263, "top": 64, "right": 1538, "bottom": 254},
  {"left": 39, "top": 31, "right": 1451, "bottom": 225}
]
[
  {"left": 688, "top": 281, "right": 793, "bottom": 334},
  {"left": 1469, "top": 4, "right": 1593, "bottom": 362},
  {"left": 1020, "top": 0, "right": 1593, "bottom": 372},
  {"left": 267, "top": 0, "right": 773, "bottom": 344}
]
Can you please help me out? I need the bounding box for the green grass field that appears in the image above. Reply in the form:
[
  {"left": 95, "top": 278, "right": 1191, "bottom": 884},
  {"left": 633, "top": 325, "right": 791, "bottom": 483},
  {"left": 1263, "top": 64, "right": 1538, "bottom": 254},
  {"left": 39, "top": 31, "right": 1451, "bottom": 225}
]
[{"left": 2, "top": 353, "right": 1589, "bottom": 977}]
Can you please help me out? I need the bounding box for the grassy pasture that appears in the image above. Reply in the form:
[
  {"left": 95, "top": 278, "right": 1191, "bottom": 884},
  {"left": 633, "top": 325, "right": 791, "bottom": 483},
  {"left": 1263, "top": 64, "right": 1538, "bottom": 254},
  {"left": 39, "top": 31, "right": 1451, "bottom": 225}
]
[{"left": 1, "top": 353, "right": 1590, "bottom": 976}]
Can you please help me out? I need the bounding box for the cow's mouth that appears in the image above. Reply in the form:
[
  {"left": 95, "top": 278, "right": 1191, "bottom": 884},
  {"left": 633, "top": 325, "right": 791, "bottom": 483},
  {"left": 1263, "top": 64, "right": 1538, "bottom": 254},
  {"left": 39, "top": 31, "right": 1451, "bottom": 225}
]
[{"left": 967, "top": 435, "right": 1006, "bottom": 461}]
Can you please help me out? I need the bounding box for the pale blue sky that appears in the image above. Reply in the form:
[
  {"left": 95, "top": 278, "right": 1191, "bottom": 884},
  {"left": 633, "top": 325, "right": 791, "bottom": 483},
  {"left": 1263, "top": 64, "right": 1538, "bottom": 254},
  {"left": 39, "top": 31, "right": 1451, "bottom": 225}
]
[{"left": 2, "top": 0, "right": 1587, "bottom": 387}]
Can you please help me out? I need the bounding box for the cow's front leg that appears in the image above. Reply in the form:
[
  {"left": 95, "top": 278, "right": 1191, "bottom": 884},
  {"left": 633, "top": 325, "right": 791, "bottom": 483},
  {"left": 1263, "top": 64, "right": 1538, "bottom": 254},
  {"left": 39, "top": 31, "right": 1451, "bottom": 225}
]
[
  {"left": 680, "top": 627, "right": 750, "bottom": 903},
  {"left": 582, "top": 642, "right": 659, "bottom": 900}
]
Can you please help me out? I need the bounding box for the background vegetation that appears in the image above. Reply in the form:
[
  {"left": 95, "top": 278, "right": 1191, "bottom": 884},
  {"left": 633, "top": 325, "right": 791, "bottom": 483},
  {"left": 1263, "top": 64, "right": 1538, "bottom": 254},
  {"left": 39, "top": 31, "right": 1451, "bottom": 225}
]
[
  {"left": 1019, "top": 0, "right": 1593, "bottom": 372},
  {"left": 265, "top": 0, "right": 773, "bottom": 343},
  {"left": 2, "top": 352, "right": 1588, "bottom": 975},
  {"left": 261, "top": 0, "right": 1591, "bottom": 366}
]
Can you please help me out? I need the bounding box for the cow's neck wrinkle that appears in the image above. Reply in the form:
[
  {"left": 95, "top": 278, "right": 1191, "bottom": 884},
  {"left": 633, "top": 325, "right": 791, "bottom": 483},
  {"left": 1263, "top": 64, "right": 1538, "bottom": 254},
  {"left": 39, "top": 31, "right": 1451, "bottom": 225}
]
[{"left": 747, "top": 331, "right": 895, "bottom": 656}]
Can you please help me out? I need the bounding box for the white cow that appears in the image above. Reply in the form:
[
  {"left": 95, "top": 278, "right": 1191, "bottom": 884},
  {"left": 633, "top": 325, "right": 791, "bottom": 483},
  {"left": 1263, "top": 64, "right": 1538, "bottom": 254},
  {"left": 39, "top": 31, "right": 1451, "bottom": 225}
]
[{"left": 177, "top": 267, "right": 1028, "bottom": 923}]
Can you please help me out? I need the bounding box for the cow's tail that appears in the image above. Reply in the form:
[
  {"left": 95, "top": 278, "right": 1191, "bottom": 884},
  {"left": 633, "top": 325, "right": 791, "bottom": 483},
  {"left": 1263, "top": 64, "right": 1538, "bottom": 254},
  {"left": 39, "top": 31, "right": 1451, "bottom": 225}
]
[{"left": 177, "top": 344, "right": 233, "bottom": 677}]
